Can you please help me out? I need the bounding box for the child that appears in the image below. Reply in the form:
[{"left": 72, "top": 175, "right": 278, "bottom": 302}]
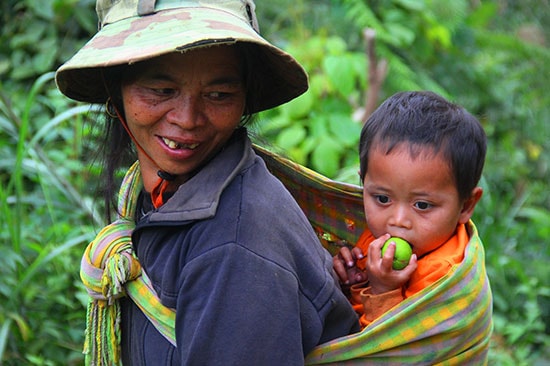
[{"left": 333, "top": 91, "right": 487, "bottom": 328}]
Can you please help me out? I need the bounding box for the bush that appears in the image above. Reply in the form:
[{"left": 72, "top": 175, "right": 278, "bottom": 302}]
[{"left": 1, "top": 0, "right": 548, "bottom": 363}]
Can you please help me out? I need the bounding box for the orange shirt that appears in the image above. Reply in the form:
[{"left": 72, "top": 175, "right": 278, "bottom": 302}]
[{"left": 350, "top": 223, "right": 469, "bottom": 327}]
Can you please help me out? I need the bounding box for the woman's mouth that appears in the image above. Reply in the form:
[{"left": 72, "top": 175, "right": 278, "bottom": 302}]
[{"left": 161, "top": 137, "right": 199, "bottom": 150}]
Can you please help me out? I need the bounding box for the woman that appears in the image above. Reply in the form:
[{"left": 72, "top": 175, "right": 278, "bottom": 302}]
[{"left": 56, "top": 1, "right": 359, "bottom": 365}]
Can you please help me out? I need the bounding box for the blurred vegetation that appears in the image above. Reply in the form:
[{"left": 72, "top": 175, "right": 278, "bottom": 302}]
[{"left": 1, "top": 0, "right": 548, "bottom": 364}]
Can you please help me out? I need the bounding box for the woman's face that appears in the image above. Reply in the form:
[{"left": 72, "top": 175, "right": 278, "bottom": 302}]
[{"left": 121, "top": 45, "right": 246, "bottom": 191}]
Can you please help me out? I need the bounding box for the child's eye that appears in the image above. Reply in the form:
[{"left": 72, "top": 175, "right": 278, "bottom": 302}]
[
  {"left": 414, "top": 201, "right": 432, "bottom": 210},
  {"left": 375, "top": 195, "right": 390, "bottom": 204}
]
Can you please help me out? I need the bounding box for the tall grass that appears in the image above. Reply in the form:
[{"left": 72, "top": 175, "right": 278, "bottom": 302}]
[{"left": 0, "top": 73, "right": 102, "bottom": 364}]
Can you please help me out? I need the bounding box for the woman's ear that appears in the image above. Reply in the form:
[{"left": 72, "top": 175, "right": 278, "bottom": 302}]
[{"left": 458, "top": 187, "right": 483, "bottom": 224}]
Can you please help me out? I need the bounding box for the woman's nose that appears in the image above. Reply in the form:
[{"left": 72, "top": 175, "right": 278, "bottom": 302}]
[{"left": 166, "top": 95, "right": 204, "bottom": 128}]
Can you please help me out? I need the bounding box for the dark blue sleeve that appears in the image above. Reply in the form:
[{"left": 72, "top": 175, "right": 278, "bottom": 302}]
[{"left": 175, "top": 243, "right": 307, "bottom": 366}]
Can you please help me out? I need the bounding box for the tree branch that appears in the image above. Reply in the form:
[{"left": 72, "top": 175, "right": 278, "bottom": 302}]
[{"left": 361, "top": 28, "right": 387, "bottom": 124}]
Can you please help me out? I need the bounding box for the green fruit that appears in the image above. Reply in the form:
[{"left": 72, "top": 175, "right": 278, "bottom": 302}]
[{"left": 381, "top": 237, "right": 412, "bottom": 270}]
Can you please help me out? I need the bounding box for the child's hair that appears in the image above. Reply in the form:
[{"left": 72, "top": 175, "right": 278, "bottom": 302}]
[{"left": 359, "top": 91, "right": 486, "bottom": 202}]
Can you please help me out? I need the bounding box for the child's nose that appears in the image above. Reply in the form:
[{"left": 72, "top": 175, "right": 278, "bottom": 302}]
[{"left": 388, "top": 205, "right": 412, "bottom": 229}]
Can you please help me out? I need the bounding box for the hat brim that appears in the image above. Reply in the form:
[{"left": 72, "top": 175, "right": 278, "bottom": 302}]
[{"left": 55, "top": 7, "right": 308, "bottom": 113}]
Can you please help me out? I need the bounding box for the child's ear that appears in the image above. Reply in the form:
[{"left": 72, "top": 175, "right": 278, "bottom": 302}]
[{"left": 458, "top": 187, "right": 483, "bottom": 224}]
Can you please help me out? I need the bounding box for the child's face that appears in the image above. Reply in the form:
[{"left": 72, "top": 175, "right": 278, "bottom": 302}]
[{"left": 362, "top": 144, "right": 477, "bottom": 257}]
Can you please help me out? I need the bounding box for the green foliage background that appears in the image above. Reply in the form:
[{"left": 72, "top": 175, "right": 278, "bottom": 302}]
[{"left": 1, "top": 0, "right": 549, "bottom": 364}]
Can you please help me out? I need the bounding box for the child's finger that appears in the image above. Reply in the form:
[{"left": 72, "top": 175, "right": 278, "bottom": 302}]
[
  {"left": 399, "top": 254, "right": 418, "bottom": 275},
  {"left": 368, "top": 233, "right": 390, "bottom": 260},
  {"left": 333, "top": 255, "right": 350, "bottom": 283},
  {"left": 339, "top": 247, "right": 355, "bottom": 267},
  {"left": 354, "top": 271, "right": 369, "bottom": 283},
  {"left": 351, "top": 246, "right": 364, "bottom": 259}
]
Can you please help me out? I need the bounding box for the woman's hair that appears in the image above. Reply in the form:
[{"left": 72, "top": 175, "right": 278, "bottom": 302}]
[
  {"left": 95, "top": 43, "right": 260, "bottom": 221},
  {"left": 358, "top": 91, "right": 487, "bottom": 202}
]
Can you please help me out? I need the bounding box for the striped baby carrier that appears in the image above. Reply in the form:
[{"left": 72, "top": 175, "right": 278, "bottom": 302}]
[{"left": 255, "top": 145, "right": 493, "bottom": 366}]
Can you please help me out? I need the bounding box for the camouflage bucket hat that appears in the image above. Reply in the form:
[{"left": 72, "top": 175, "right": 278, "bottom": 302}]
[{"left": 55, "top": 0, "right": 308, "bottom": 113}]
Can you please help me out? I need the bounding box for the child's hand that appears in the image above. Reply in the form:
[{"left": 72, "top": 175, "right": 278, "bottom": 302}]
[
  {"left": 365, "top": 234, "right": 417, "bottom": 294},
  {"left": 333, "top": 246, "right": 369, "bottom": 285}
]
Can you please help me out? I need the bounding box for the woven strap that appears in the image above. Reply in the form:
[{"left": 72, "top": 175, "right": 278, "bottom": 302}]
[
  {"left": 80, "top": 161, "right": 175, "bottom": 366},
  {"left": 253, "top": 145, "right": 367, "bottom": 254},
  {"left": 304, "top": 223, "right": 493, "bottom": 365},
  {"left": 253, "top": 146, "right": 492, "bottom": 365}
]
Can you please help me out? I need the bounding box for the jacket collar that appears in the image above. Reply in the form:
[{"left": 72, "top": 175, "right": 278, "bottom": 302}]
[{"left": 146, "top": 128, "right": 255, "bottom": 223}]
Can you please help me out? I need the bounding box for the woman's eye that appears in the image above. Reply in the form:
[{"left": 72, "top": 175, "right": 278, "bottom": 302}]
[
  {"left": 153, "top": 88, "right": 174, "bottom": 96},
  {"left": 207, "top": 91, "right": 230, "bottom": 100},
  {"left": 415, "top": 201, "right": 432, "bottom": 210},
  {"left": 375, "top": 195, "right": 390, "bottom": 204}
]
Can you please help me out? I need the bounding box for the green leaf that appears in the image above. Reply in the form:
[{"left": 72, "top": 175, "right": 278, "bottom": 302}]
[
  {"left": 466, "top": 2, "right": 498, "bottom": 27},
  {"left": 27, "top": 0, "right": 55, "bottom": 20},
  {"left": 275, "top": 124, "right": 307, "bottom": 151},
  {"left": 325, "top": 36, "right": 348, "bottom": 56},
  {"left": 350, "top": 53, "right": 367, "bottom": 89},
  {"left": 311, "top": 137, "right": 342, "bottom": 177},
  {"left": 308, "top": 115, "right": 329, "bottom": 139},
  {"left": 281, "top": 90, "right": 314, "bottom": 120},
  {"left": 33, "top": 39, "right": 58, "bottom": 73},
  {"left": 10, "top": 23, "right": 46, "bottom": 48},
  {"left": 8, "top": 312, "right": 32, "bottom": 341},
  {"left": 308, "top": 74, "right": 329, "bottom": 99},
  {"left": 426, "top": 24, "right": 451, "bottom": 48},
  {"left": 394, "top": 0, "right": 426, "bottom": 11},
  {"left": 328, "top": 113, "right": 362, "bottom": 147},
  {"left": 257, "top": 114, "right": 292, "bottom": 135},
  {"left": 323, "top": 55, "right": 356, "bottom": 98},
  {"left": 0, "top": 319, "right": 12, "bottom": 361},
  {"left": 385, "top": 22, "right": 416, "bottom": 47}
]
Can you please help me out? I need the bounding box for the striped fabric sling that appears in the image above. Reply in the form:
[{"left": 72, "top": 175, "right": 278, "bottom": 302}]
[
  {"left": 80, "top": 161, "right": 175, "bottom": 366},
  {"left": 304, "top": 223, "right": 493, "bottom": 365},
  {"left": 255, "top": 145, "right": 493, "bottom": 366}
]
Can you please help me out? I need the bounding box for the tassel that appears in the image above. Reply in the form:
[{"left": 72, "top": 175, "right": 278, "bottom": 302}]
[
  {"left": 83, "top": 250, "right": 140, "bottom": 365},
  {"left": 83, "top": 297, "right": 122, "bottom": 366}
]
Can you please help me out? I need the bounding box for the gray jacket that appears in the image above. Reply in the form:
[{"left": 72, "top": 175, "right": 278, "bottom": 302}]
[{"left": 121, "top": 128, "right": 359, "bottom": 365}]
